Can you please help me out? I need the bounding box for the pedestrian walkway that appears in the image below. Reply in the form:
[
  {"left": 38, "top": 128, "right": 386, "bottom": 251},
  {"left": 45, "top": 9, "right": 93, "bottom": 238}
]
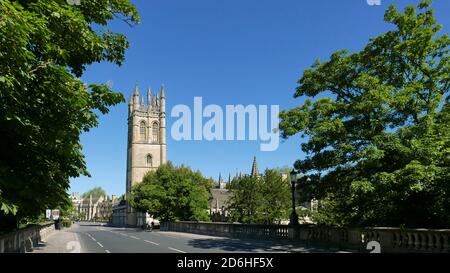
[{"left": 32, "top": 224, "right": 82, "bottom": 253}]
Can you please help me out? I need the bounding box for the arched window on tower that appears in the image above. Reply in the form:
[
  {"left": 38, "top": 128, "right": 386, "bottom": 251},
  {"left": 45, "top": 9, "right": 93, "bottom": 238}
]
[
  {"left": 140, "top": 121, "right": 146, "bottom": 141},
  {"left": 146, "top": 154, "right": 153, "bottom": 167},
  {"left": 152, "top": 121, "right": 159, "bottom": 143}
]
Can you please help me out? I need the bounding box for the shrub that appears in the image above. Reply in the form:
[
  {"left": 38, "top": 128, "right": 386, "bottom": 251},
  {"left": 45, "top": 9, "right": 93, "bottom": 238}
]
[{"left": 61, "top": 218, "right": 72, "bottom": 228}]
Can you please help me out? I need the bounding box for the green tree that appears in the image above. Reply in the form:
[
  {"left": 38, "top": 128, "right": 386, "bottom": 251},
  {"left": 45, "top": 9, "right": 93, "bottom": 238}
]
[
  {"left": 0, "top": 0, "right": 139, "bottom": 229},
  {"left": 129, "top": 163, "right": 210, "bottom": 222},
  {"left": 260, "top": 169, "right": 291, "bottom": 224},
  {"left": 228, "top": 170, "right": 290, "bottom": 224},
  {"left": 228, "top": 175, "right": 263, "bottom": 224},
  {"left": 280, "top": 0, "right": 449, "bottom": 228},
  {"left": 82, "top": 187, "right": 107, "bottom": 199}
]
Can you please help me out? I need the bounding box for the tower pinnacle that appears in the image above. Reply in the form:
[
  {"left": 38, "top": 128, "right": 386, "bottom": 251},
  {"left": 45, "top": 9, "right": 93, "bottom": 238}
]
[
  {"left": 251, "top": 156, "right": 259, "bottom": 177},
  {"left": 147, "top": 86, "right": 152, "bottom": 112}
]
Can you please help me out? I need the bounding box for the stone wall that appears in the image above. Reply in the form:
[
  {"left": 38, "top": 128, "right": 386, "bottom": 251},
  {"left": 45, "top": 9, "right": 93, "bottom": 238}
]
[
  {"left": 111, "top": 205, "right": 127, "bottom": 227},
  {"left": 0, "top": 222, "right": 54, "bottom": 253},
  {"left": 161, "top": 221, "right": 450, "bottom": 253}
]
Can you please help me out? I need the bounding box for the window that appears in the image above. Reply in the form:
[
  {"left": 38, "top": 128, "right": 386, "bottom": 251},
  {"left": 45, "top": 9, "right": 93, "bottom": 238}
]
[
  {"left": 152, "top": 122, "right": 159, "bottom": 143},
  {"left": 146, "top": 154, "right": 152, "bottom": 166},
  {"left": 140, "top": 121, "right": 146, "bottom": 141}
]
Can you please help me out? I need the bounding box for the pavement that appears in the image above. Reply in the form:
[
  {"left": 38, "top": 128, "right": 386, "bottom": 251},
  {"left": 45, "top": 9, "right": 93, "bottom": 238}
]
[
  {"left": 31, "top": 222, "right": 351, "bottom": 253},
  {"left": 33, "top": 225, "right": 82, "bottom": 253}
]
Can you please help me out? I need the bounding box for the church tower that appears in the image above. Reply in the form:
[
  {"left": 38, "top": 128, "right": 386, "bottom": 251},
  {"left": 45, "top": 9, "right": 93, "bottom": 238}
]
[{"left": 126, "top": 82, "right": 167, "bottom": 226}]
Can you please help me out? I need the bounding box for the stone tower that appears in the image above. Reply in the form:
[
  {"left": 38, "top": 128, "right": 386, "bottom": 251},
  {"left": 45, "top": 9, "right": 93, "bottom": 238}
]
[{"left": 126, "top": 81, "right": 166, "bottom": 226}]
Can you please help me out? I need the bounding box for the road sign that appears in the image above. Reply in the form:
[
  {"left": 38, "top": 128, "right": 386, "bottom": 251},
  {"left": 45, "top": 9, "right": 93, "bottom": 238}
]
[
  {"left": 46, "top": 209, "right": 52, "bottom": 220},
  {"left": 52, "top": 209, "right": 60, "bottom": 220}
]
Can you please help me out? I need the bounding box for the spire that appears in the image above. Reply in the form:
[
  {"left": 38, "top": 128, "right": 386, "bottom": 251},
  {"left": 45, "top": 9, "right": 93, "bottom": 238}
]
[
  {"left": 251, "top": 156, "right": 259, "bottom": 177},
  {"left": 153, "top": 93, "right": 158, "bottom": 109},
  {"left": 128, "top": 94, "right": 133, "bottom": 114},
  {"left": 228, "top": 173, "right": 231, "bottom": 183},
  {"left": 133, "top": 81, "right": 140, "bottom": 110},
  {"left": 160, "top": 83, "right": 165, "bottom": 98},
  {"left": 147, "top": 86, "right": 151, "bottom": 112},
  {"left": 218, "top": 173, "right": 222, "bottom": 183},
  {"left": 160, "top": 83, "right": 166, "bottom": 114},
  {"left": 133, "top": 81, "right": 139, "bottom": 96},
  {"left": 140, "top": 96, "right": 144, "bottom": 109}
]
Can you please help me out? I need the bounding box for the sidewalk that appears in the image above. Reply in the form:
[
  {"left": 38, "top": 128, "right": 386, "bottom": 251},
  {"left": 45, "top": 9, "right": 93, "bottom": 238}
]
[{"left": 32, "top": 224, "right": 82, "bottom": 253}]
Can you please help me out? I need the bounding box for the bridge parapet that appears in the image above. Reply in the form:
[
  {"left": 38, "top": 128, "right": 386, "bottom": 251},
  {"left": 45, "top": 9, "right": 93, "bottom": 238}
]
[
  {"left": 0, "top": 222, "right": 54, "bottom": 253},
  {"left": 161, "top": 221, "right": 450, "bottom": 253}
]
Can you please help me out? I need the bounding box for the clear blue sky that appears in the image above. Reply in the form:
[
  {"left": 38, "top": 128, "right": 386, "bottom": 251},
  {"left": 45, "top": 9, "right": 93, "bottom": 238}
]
[{"left": 69, "top": 0, "right": 450, "bottom": 196}]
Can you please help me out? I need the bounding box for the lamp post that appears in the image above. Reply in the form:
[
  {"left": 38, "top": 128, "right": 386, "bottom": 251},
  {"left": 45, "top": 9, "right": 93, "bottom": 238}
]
[{"left": 289, "top": 169, "right": 299, "bottom": 226}]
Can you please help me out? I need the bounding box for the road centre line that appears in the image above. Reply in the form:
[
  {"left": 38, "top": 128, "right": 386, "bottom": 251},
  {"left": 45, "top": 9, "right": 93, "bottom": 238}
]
[
  {"left": 168, "top": 247, "right": 186, "bottom": 253},
  {"left": 144, "top": 240, "right": 160, "bottom": 246}
]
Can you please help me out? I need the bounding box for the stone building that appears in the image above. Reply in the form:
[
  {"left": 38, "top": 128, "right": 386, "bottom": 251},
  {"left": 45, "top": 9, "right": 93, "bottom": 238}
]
[
  {"left": 111, "top": 82, "right": 167, "bottom": 227},
  {"left": 75, "top": 195, "right": 118, "bottom": 221},
  {"left": 111, "top": 199, "right": 127, "bottom": 227},
  {"left": 209, "top": 174, "right": 231, "bottom": 222},
  {"left": 208, "top": 157, "right": 261, "bottom": 222}
]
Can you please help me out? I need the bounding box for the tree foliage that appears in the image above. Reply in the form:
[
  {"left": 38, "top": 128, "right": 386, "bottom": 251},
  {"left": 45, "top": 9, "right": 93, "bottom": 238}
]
[
  {"left": 82, "top": 187, "right": 107, "bottom": 199},
  {"left": 228, "top": 170, "right": 290, "bottom": 224},
  {"left": 0, "top": 0, "right": 139, "bottom": 226},
  {"left": 129, "top": 163, "right": 210, "bottom": 222},
  {"left": 279, "top": 0, "right": 449, "bottom": 228}
]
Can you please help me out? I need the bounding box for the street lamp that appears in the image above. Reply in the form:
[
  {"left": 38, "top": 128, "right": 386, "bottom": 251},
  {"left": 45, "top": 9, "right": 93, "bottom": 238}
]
[{"left": 289, "top": 169, "right": 299, "bottom": 226}]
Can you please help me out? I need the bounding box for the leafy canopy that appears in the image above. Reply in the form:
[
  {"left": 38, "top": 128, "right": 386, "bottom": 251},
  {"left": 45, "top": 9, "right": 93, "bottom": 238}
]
[
  {"left": 82, "top": 187, "right": 107, "bottom": 199},
  {"left": 0, "top": 0, "right": 139, "bottom": 225},
  {"left": 279, "top": 0, "right": 449, "bottom": 228},
  {"left": 129, "top": 163, "right": 211, "bottom": 222},
  {"left": 228, "top": 170, "right": 291, "bottom": 224}
]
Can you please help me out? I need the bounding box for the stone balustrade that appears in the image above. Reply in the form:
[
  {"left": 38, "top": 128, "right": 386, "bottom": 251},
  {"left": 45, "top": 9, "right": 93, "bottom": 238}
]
[
  {"left": 161, "top": 221, "right": 450, "bottom": 253},
  {"left": 0, "top": 222, "right": 54, "bottom": 253}
]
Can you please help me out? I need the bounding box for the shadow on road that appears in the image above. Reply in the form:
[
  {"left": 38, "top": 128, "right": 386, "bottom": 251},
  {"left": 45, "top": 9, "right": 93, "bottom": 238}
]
[{"left": 186, "top": 238, "right": 302, "bottom": 253}]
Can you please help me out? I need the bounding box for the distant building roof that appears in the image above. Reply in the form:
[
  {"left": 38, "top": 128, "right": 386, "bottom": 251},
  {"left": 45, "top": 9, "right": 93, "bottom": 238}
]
[{"left": 209, "top": 188, "right": 231, "bottom": 209}]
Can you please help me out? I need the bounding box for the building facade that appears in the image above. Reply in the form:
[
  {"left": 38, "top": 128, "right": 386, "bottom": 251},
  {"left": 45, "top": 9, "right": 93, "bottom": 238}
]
[
  {"left": 75, "top": 195, "right": 118, "bottom": 221},
  {"left": 209, "top": 174, "right": 231, "bottom": 222},
  {"left": 125, "top": 82, "right": 167, "bottom": 226},
  {"left": 208, "top": 157, "right": 260, "bottom": 222}
]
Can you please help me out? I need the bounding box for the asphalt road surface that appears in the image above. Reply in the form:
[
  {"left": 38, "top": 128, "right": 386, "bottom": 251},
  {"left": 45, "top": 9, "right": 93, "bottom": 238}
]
[{"left": 72, "top": 222, "right": 331, "bottom": 253}]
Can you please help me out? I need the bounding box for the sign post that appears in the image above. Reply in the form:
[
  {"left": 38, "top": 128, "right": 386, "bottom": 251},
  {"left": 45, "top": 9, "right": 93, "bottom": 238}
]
[{"left": 46, "top": 209, "right": 52, "bottom": 220}]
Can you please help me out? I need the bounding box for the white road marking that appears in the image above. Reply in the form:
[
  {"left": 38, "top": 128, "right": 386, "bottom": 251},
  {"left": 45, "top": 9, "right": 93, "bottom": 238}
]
[
  {"left": 130, "top": 236, "right": 140, "bottom": 240},
  {"left": 105, "top": 250, "right": 111, "bottom": 253},
  {"left": 153, "top": 232, "right": 178, "bottom": 239},
  {"left": 144, "top": 240, "right": 160, "bottom": 246},
  {"left": 97, "top": 242, "right": 103, "bottom": 248},
  {"left": 119, "top": 233, "right": 128, "bottom": 237},
  {"left": 168, "top": 247, "right": 186, "bottom": 253}
]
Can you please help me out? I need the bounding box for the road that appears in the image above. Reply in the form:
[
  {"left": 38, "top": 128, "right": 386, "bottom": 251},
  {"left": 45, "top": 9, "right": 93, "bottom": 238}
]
[{"left": 71, "top": 222, "right": 329, "bottom": 253}]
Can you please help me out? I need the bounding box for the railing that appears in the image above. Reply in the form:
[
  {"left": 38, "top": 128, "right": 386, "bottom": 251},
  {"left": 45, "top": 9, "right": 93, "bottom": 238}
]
[
  {"left": 0, "top": 222, "right": 54, "bottom": 253},
  {"left": 162, "top": 221, "right": 291, "bottom": 240},
  {"left": 361, "top": 227, "right": 450, "bottom": 253},
  {"left": 161, "top": 221, "right": 450, "bottom": 253}
]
